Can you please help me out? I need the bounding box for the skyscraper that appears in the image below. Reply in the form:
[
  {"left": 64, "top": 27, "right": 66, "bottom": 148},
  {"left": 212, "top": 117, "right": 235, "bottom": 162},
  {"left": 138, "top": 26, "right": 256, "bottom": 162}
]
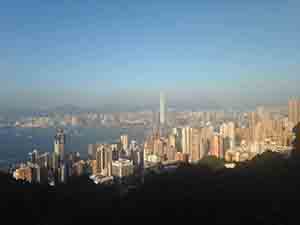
[
  {"left": 220, "top": 122, "right": 235, "bottom": 151},
  {"left": 30, "top": 164, "right": 41, "bottom": 183},
  {"left": 120, "top": 135, "right": 129, "bottom": 150},
  {"left": 29, "top": 149, "right": 39, "bottom": 164},
  {"left": 191, "top": 128, "right": 202, "bottom": 162},
  {"left": 249, "top": 112, "right": 258, "bottom": 142},
  {"left": 181, "top": 127, "right": 192, "bottom": 155},
  {"left": 160, "top": 92, "right": 166, "bottom": 125},
  {"left": 168, "top": 134, "right": 176, "bottom": 148},
  {"left": 54, "top": 128, "right": 65, "bottom": 161},
  {"left": 95, "top": 145, "right": 112, "bottom": 177},
  {"left": 210, "top": 134, "right": 223, "bottom": 158},
  {"left": 288, "top": 99, "right": 300, "bottom": 125},
  {"left": 59, "top": 163, "right": 67, "bottom": 183},
  {"left": 153, "top": 137, "right": 165, "bottom": 159}
]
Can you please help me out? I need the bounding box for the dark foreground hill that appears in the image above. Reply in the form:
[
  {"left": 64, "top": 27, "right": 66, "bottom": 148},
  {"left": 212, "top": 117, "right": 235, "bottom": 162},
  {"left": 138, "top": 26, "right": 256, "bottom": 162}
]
[{"left": 1, "top": 151, "right": 300, "bottom": 225}]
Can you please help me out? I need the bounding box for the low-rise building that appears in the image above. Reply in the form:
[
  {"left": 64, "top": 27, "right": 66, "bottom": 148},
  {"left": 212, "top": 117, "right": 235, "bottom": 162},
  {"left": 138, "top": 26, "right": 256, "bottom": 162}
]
[
  {"left": 112, "top": 159, "right": 134, "bottom": 178},
  {"left": 14, "top": 164, "right": 32, "bottom": 182}
]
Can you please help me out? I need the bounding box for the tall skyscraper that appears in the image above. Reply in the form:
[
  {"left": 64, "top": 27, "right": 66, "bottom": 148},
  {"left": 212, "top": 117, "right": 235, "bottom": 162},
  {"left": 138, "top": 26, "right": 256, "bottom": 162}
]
[
  {"left": 160, "top": 92, "right": 166, "bottom": 125},
  {"left": 52, "top": 152, "right": 58, "bottom": 171},
  {"left": 31, "top": 164, "right": 41, "bottom": 183},
  {"left": 168, "top": 134, "right": 176, "bottom": 148},
  {"left": 220, "top": 122, "right": 235, "bottom": 150},
  {"left": 59, "top": 163, "right": 67, "bottom": 183},
  {"left": 38, "top": 152, "right": 50, "bottom": 168},
  {"left": 54, "top": 128, "right": 65, "bottom": 161},
  {"left": 288, "top": 99, "right": 300, "bottom": 125},
  {"left": 29, "top": 149, "right": 39, "bottom": 164},
  {"left": 210, "top": 134, "right": 223, "bottom": 158},
  {"left": 181, "top": 127, "right": 192, "bottom": 155},
  {"left": 120, "top": 135, "right": 129, "bottom": 150},
  {"left": 191, "top": 128, "right": 202, "bottom": 162},
  {"left": 249, "top": 112, "right": 258, "bottom": 142},
  {"left": 95, "top": 145, "right": 112, "bottom": 177},
  {"left": 153, "top": 137, "right": 165, "bottom": 159}
]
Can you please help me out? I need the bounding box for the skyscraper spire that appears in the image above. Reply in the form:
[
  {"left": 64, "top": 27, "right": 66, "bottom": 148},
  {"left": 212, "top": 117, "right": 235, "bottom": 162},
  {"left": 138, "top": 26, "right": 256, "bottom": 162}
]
[{"left": 160, "top": 92, "right": 166, "bottom": 125}]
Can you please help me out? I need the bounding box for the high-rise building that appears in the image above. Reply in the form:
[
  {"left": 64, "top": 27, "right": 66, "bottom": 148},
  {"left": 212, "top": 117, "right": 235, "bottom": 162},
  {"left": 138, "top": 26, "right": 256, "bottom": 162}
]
[
  {"left": 54, "top": 128, "right": 65, "bottom": 161},
  {"left": 38, "top": 152, "right": 50, "bottom": 168},
  {"left": 153, "top": 137, "right": 165, "bottom": 158},
  {"left": 210, "top": 134, "right": 220, "bottom": 158},
  {"left": 29, "top": 149, "right": 39, "bottom": 164},
  {"left": 72, "top": 160, "right": 85, "bottom": 176},
  {"left": 168, "top": 134, "right": 176, "bottom": 148},
  {"left": 172, "top": 128, "right": 182, "bottom": 151},
  {"left": 59, "top": 163, "right": 67, "bottom": 183},
  {"left": 191, "top": 128, "right": 202, "bottom": 162},
  {"left": 249, "top": 112, "right": 259, "bottom": 142},
  {"left": 51, "top": 152, "right": 59, "bottom": 171},
  {"left": 288, "top": 99, "right": 300, "bottom": 125},
  {"left": 120, "top": 135, "right": 129, "bottom": 150},
  {"left": 160, "top": 92, "right": 166, "bottom": 125},
  {"left": 181, "top": 127, "right": 192, "bottom": 155},
  {"left": 30, "top": 164, "right": 41, "bottom": 183},
  {"left": 172, "top": 128, "right": 180, "bottom": 136},
  {"left": 132, "top": 148, "right": 144, "bottom": 170},
  {"left": 95, "top": 145, "right": 112, "bottom": 177},
  {"left": 197, "top": 126, "right": 213, "bottom": 157},
  {"left": 220, "top": 122, "right": 235, "bottom": 149},
  {"left": 167, "top": 146, "right": 176, "bottom": 161},
  {"left": 181, "top": 127, "right": 206, "bottom": 162},
  {"left": 144, "top": 137, "right": 154, "bottom": 157},
  {"left": 220, "top": 123, "right": 228, "bottom": 138}
]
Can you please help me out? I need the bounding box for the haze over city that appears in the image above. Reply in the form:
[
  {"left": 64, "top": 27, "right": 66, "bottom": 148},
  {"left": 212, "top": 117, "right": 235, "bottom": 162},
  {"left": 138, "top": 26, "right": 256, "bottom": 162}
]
[
  {"left": 3, "top": 1, "right": 300, "bottom": 224},
  {"left": 1, "top": 0, "right": 300, "bottom": 112}
]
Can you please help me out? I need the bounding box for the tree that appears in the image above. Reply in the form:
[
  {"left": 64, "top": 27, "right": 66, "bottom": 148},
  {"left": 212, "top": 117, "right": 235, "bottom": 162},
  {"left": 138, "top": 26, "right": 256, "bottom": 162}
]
[{"left": 197, "top": 156, "right": 225, "bottom": 170}]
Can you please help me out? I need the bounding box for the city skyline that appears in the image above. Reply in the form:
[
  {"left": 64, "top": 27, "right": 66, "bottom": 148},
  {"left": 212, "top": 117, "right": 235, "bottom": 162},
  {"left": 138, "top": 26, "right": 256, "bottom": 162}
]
[
  {"left": 11, "top": 96, "right": 296, "bottom": 185},
  {"left": 3, "top": 1, "right": 300, "bottom": 223},
  {"left": 1, "top": 0, "right": 300, "bottom": 111}
]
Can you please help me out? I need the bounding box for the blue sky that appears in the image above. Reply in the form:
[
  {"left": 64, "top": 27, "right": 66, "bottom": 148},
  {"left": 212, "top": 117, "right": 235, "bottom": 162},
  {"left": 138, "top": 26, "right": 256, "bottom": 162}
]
[{"left": 1, "top": 0, "right": 300, "bottom": 110}]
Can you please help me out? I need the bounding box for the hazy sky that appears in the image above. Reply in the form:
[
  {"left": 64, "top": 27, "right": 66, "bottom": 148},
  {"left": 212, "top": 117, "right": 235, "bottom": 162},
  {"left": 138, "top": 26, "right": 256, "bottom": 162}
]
[{"left": 1, "top": 0, "right": 300, "bottom": 111}]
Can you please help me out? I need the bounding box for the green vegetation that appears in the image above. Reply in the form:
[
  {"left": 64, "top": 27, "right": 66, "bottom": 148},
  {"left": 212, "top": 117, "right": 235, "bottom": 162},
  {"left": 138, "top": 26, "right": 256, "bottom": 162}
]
[{"left": 197, "top": 155, "right": 225, "bottom": 170}]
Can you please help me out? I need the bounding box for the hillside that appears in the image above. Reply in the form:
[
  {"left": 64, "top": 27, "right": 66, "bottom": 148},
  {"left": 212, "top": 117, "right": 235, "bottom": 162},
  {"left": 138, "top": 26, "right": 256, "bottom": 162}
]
[{"left": 1, "top": 151, "right": 300, "bottom": 224}]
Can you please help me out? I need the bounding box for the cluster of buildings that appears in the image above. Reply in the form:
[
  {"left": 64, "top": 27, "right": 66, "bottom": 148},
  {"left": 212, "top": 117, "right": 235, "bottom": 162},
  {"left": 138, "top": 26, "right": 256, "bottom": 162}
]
[
  {"left": 88, "top": 135, "right": 144, "bottom": 183},
  {"left": 87, "top": 135, "right": 144, "bottom": 184},
  {"left": 13, "top": 129, "right": 85, "bottom": 185},
  {"left": 13, "top": 130, "right": 144, "bottom": 185},
  {"left": 11, "top": 95, "right": 300, "bottom": 185},
  {"left": 13, "top": 111, "right": 154, "bottom": 129},
  {"left": 144, "top": 96, "right": 296, "bottom": 166}
]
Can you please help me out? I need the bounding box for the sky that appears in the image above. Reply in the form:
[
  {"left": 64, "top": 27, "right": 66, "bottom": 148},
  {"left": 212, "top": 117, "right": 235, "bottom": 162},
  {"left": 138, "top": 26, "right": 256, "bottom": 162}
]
[{"left": 1, "top": 0, "right": 300, "bottom": 111}]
